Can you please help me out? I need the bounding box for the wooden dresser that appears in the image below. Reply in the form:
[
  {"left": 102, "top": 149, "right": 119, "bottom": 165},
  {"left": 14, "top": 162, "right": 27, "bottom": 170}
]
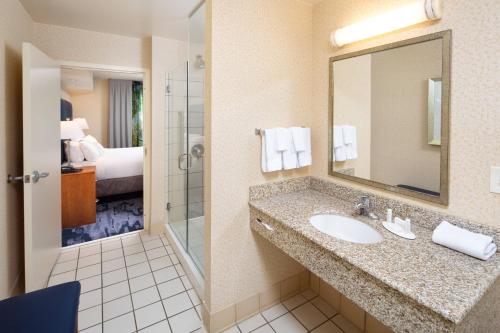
[{"left": 61, "top": 167, "right": 96, "bottom": 228}]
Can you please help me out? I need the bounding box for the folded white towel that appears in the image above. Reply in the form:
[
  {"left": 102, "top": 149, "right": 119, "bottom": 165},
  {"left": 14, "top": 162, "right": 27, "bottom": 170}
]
[
  {"left": 282, "top": 128, "right": 298, "bottom": 170},
  {"left": 334, "top": 146, "right": 347, "bottom": 162},
  {"left": 276, "top": 127, "right": 289, "bottom": 152},
  {"left": 262, "top": 128, "right": 283, "bottom": 172},
  {"left": 291, "top": 127, "right": 306, "bottom": 152},
  {"left": 432, "top": 221, "right": 497, "bottom": 260},
  {"left": 342, "top": 125, "right": 357, "bottom": 160},
  {"left": 333, "top": 126, "right": 344, "bottom": 148},
  {"left": 342, "top": 125, "right": 355, "bottom": 144},
  {"left": 297, "top": 128, "right": 312, "bottom": 167}
]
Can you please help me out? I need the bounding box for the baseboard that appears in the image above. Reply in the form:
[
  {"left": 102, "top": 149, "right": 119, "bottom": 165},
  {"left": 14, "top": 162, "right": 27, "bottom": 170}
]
[{"left": 205, "top": 270, "right": 309, "bottom": 333}]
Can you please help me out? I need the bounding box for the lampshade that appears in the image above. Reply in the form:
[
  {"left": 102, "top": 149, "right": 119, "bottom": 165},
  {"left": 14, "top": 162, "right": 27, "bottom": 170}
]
[
  {"left": 60, "top": 120, "right": 84, "bottom": 140},
  {"left": 73, "top": 117, "right": 89, "bottom": 130}
]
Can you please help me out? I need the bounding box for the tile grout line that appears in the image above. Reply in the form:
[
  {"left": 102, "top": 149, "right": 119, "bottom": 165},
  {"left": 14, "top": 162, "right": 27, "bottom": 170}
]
[
  {"left": 305, "top": 295, "right": 346, "bottom": 332},
  {"left": 139, "top": 234, "right": 175, "bottom": 333},
  {"left": 79, "top": 254, "right": 178, "bottom": 298},
  {"left": 121, "top": 235, "right": 140, "bottom": 332},
  {"left": 99, "top": 241, "right": 104, "bottom": 331},
  {"left": 255, "top": 304, "right": 277, "bottom": 333}
]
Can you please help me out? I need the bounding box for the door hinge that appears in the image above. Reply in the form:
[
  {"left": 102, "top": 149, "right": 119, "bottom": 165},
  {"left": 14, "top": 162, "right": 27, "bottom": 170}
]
[{"left": 166, "top": 202, "right": 171, "bottom": 211}]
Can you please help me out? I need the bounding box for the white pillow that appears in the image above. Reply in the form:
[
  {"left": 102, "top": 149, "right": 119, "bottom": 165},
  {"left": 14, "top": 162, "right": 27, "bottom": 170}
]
[
  {"left": 65, "top": 141, "right": 84, "bottom": 163},
  {"left": 80, "top": 141, "right": 103, "bottom": 162},
  {"left": 83, "top": 134, "right": 98, "bottom": 143},
  {"left": 82, "top": 135, "right": 105, "bottom": 154}
]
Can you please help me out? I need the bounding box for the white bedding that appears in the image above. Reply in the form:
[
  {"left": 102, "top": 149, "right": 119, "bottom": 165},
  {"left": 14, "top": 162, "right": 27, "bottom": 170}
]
[{"left": 71, "top": 147, "right": 143, "bottom": 181}]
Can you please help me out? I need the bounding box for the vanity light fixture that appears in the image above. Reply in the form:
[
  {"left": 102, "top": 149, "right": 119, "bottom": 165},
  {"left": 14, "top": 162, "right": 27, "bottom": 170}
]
[{"left": 330, "top": 0, "right": 442, "bottom": 47}]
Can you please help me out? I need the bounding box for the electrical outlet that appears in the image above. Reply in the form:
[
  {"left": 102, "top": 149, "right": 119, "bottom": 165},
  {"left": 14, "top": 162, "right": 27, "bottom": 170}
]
[{"left": 490, "top": 167, "right": 500, "bottom": 193}]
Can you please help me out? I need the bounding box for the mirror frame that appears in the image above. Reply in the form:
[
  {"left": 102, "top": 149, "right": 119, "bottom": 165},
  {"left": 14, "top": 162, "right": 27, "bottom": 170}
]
[{"left": 328, "top": 30, "right": 451, "bottom": 205}]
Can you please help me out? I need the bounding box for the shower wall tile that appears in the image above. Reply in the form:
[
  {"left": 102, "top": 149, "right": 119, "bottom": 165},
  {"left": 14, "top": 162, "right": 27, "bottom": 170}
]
[
  {"left": 188, "top": 81, "right": 204, "bottom": 98},
  {"left": 169, "top": 79, "right": 187, "bottom": 97}
]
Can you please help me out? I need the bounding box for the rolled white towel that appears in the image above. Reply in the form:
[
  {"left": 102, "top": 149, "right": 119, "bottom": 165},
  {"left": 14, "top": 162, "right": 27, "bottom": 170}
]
[{"left": 432, "top": 221, "right": 497, "bottom": 260}]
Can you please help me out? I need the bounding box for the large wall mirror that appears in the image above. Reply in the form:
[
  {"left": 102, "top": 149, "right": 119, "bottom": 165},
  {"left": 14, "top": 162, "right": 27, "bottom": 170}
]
[{"left": 328, "top": 30, "right": 451, "bottom": 205}]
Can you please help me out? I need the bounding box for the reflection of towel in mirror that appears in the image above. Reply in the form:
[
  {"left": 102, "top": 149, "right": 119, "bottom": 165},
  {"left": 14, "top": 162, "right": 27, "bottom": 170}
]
[
  {"left": 333, "top": 125, "right": 347, "bottom": 162},
  {"left": 333, "top": 126, "right": 344, "bottom": 148},
  {"left": 334, "top": 146, "right": 347, "bottom": 162},
  {"left": 342, "top": 125, "right": 357, "bottom": 160}
]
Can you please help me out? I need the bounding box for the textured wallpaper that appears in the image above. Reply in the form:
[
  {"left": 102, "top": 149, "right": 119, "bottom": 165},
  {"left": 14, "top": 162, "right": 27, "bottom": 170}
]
[
  {"left": 33, "top": 23, "right": 151, "bottom": 68},
  {"left": 207, "top": 0, "right": 313, "bottom": 313},
  {"left": 311, "top": 0, "right": 500, "bottom": 227}
]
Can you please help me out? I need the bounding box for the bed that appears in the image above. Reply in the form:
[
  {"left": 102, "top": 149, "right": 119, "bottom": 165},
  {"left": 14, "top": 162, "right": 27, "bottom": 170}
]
[
  {"left": 61, "top": 99, "right": 143, "bottom": 198},
  {"left": 71, "top": 147, "right": 143, "bottom": 198}
]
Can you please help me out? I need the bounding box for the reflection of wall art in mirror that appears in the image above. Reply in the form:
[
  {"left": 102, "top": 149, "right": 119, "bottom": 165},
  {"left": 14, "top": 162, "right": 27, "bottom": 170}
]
[
  {"left": 328, "top": 30, "right": 451, "bottom": 205},
  {"left": 428, "top": 78, "right": 442, "bottom": 146}
]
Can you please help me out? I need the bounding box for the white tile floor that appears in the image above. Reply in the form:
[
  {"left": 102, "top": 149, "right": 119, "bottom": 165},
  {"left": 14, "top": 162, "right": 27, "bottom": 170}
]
[
  {"left": 49, "top": 231, "right": 361, "bottom": 333},
  {"left": 48, "top": 231, "right": 205, "bottom": 333},
  {"left": 223, "top": 291, "right": 362, "bottom": 333}
]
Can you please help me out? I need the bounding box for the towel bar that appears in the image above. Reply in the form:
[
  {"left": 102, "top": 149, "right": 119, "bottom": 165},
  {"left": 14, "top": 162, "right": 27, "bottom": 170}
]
[{"left": 255, "top": 127, "right": 306, "bottom": 136}]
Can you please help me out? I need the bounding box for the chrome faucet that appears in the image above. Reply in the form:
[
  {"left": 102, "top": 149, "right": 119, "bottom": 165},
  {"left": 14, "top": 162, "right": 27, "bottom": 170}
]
[{"left": 354, "top": 196, "right": 378, "bottom": 220}]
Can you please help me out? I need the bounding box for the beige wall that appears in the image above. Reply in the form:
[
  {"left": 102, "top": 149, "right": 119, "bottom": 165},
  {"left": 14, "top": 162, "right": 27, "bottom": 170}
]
[
  {"left": 33, "top": 23, "right": 151, "bottom": 69},
  {"left": 207, "top": 0, "right": 313, "bottom": 314},
  {"left": 333, "top": 54, "right": 371, "bottom": 179},
  {"left": 0, "top": 0, "right": 33, "bottom": 299},
  {"left": 70, "top": 78, "right": 110, "bottom": 147},
  {"left": 312, "top": 0, "right": 500, "bottom": 227},
  {"left": 371, "top": 40, "right": 441, "bottom": 192}
]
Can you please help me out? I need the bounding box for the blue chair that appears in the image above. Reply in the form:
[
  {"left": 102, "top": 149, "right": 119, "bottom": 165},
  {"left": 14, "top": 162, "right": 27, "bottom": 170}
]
[{"left": 0, "top": 281, "right": 81, "bottom": 333}]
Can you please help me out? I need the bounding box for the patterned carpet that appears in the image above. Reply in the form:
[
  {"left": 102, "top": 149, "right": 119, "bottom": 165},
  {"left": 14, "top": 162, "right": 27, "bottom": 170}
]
[{"left": 62, "top": 196, "right": 144, "bottom": 247}]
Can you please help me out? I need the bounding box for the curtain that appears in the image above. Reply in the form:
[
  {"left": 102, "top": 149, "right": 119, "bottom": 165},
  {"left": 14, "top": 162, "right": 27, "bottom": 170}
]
[
  {"left": 109, "top": 79, "right": 133, "bottom": 148},
  {"left": 132, "top": 81, "right": 144, "bottom": 147}
]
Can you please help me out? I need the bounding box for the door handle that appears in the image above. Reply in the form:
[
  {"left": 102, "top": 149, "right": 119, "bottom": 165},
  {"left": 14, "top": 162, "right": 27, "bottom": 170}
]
[
  {"left": 32, "top": 170, "right": 49, "bottom": 183},
  {"left": 178, "top": 154, "right": 189, "bottom": 170}
]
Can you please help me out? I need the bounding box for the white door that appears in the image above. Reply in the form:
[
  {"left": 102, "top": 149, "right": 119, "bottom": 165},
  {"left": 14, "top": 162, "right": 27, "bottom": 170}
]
[{"left": 22, "top": 43, "right": 61, "bottom": 292}]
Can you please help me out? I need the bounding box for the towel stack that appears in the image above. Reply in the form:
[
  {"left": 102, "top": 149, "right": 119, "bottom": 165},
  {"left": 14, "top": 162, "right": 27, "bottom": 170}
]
[
  {"left": 333, "top": 125, "right": 357, "bottom": 162},
  {"left": 261, "top": 127, "right": 311, "bottom": 172}
]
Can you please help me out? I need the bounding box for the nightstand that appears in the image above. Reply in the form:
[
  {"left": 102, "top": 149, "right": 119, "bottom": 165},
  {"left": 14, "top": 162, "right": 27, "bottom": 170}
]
[{"left": 61, "top": 167, "right": 96, "bottom": 228}]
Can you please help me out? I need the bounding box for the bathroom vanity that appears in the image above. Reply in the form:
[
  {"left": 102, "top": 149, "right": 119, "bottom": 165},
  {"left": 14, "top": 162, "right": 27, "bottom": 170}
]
[{"left": 249, "top": 177, "right": 500, "bottom": 333}]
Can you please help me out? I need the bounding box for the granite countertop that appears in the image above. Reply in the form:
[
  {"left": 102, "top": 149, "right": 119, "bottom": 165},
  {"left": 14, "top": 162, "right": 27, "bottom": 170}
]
[{"left": 249, "top": 188, "right": 500, "bottom": 324}]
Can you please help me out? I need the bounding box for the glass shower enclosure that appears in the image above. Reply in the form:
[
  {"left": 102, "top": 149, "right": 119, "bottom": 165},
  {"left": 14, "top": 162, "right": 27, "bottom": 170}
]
[{"left": 165, "top": 6, "right": 205, "bottom": 274}]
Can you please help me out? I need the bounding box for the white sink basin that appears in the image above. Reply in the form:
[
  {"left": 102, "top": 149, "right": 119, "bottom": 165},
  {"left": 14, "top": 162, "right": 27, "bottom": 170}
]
[{"left": 309, "top": 214, "right": 383, "bottom": 244}]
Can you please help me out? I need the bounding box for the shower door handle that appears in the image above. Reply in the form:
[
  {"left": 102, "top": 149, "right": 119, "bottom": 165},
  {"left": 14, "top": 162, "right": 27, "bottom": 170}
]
[{"left": 178, "top": 154, "right": 193, "bottom": 170}]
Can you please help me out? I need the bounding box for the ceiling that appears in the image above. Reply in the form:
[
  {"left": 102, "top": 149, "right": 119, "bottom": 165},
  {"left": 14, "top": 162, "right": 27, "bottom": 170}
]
[{"left": 19, "top": 0, "right": 201, "bottom": 40}]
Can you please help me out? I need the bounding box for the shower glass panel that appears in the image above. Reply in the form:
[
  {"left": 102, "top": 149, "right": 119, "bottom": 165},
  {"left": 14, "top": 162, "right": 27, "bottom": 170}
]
[
  {"left": 166, "top": 1, "right": 205, "bottom": 274},
  {"left": 186, "top": 1, "right": 205, "bottom": 274},
  {"left": 166, "top": 64, "right": 189, "bottom": 252}
]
